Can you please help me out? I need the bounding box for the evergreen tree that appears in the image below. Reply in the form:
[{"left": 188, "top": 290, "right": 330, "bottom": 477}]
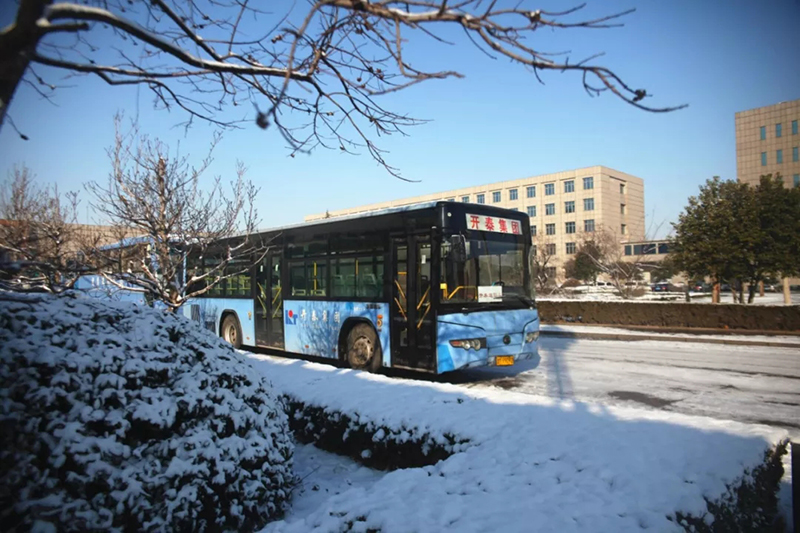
[
  {"left": 746, "top": 174, "right": 800, "bottom": 302},
  {"left": 672, "top": 175, "right": 800, "bottom": 304}
]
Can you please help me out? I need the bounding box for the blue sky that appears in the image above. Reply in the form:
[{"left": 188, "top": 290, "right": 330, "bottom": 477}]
[{"left": 1, "top": 0, "right": 799, "bottom": 237}]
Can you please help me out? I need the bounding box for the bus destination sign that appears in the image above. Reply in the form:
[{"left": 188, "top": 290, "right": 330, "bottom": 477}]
[{"left": 466, "top": 213, "right": 522, "bottom": 235}]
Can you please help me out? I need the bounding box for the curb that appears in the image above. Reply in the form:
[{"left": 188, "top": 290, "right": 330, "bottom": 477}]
[{"left": 539, "top": 329, "right": 800, "bottom": 349}]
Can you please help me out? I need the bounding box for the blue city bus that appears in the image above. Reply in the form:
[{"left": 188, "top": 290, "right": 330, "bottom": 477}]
[{"left": 184, "top": 201, "right": 539, "bottom": 373}]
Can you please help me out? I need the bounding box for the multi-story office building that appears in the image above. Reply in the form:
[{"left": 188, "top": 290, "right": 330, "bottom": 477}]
[
  {"left": 735, "top": 99, "right": 800, "bottom": 188},
  {"left": 306, "top": 165, "right": 645, "bottom": 279}
]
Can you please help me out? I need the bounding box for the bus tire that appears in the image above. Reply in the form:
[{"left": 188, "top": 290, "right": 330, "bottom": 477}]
[
  {"left": 221, "top": 313, "right": 243, "bottom": 349},
  {"left": 345, "top": 323, "right": 382, "bottom": 372}
]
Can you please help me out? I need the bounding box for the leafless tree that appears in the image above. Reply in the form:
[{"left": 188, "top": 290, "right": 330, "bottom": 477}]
[
  {"left": 85, "top": 115, "right": 268, "bottom": 312},
  {"left": 574, "top": 227, "right": 645, "bottom": 299},
  {"left": 0, "top": 165, "right": 93, "bottom": 291},
  {"left": 531, "top": 231, "right": 556, "bottom": 293},
  {"left": 2, "top": 1, "right": 685, "bottom": 178}
]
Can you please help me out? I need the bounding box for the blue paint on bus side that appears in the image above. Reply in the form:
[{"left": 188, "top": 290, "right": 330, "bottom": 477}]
[
  {"left": 283, "top": 300, "right": 391, "bottom": 365},
  {"left": 436, "top": 308, "right": 539, "bottom": 372},
  {"left": 182, "top": 298, "right": 256, "bottom": 347}
]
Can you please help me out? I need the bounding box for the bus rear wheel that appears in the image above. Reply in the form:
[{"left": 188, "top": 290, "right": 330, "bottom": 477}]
[
  {"left": 346, "top": 323, "right": 382, "bottom": 372},
  {"left": 221, "top": 314, "right": 242, "bottom": 349}
]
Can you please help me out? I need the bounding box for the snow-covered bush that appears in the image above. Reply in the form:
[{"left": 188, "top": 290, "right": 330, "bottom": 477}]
[
  {"left": 672, "top": 441, "right": 787, "bottom": 533},
  {"left": 0, "top": 293, "right": 293, "bottom": 532},
  {"left": 285, "top": 399, "right": 470, "bottom": 470}
]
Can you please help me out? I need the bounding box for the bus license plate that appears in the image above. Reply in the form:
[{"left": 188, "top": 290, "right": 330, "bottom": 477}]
[{"left": 495, "top": 356, "right": 514, "bottom": 366}]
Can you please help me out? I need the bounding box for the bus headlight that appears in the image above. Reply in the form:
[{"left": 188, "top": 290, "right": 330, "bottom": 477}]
[
  {"left": 449, "top": 338, "right": 486, "bottom": 350},
  {"left": 525, "top": 331, "right": 539, "bottom": 343}
]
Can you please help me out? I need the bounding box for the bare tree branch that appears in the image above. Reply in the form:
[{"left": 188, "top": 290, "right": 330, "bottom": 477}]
[{"left": 2, "top": 0, "right": 686, "bottom": 179}]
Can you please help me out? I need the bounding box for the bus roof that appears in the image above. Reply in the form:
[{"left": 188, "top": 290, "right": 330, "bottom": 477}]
[
  {"left": 251, "top": 200, "right": 526, "bottom": 237},
  {"left": 101, "top": 201, "right": 526, "bottom": 249},
  {"left": 252, "top": 200, "right": 442, "bottom": 235}
]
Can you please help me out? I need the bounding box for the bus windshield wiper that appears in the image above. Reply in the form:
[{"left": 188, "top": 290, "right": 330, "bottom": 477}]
[
  {"left": 459, "top": 304, "right": 493, "bottom": 314},
  {"left": 501, "top": 293, "right": 536, "bottom": 308}
]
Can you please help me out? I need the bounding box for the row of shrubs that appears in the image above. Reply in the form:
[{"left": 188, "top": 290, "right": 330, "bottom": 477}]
[
  {"left": 671, "top": 441, "right": 788, "bottom": 532},
  {"left": 284, "top": 397, "right": 471, "bottom": 470}
]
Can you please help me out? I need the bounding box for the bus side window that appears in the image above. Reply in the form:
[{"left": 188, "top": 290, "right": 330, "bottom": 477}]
[{"left": 289, "top": 261, "right": 306, "bottom": 296}]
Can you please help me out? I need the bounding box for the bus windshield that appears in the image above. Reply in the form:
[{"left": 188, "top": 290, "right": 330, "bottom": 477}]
[{"left": 441, "top": 233, "right": 530, "bottom": 304}]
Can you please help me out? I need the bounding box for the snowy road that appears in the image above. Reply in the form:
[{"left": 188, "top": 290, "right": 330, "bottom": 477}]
[{"left": 449, "top": 336, "right": 800, "bottom": 433}]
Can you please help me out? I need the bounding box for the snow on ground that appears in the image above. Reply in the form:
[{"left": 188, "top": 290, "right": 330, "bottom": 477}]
[
  {"left": 780, "top": 443, "right": 794, "bottom": 533},
  {"left": 456, "top": 336, "right": 800, "bottom": 433},
  {"left": 283, "top": 443, "right": 386, "bottom": 523},
  {"left": 250, "top": 354, "right": 790, "bottom": 532},
  {"left": 541, "top": 323, "right": 800, "bottom": 345}
]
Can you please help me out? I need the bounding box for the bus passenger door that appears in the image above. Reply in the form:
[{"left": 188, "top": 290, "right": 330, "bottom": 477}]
[
  {"left": 255, "top": 252, "right": 284, "bottom": 348},
  {"left": 391, "top": 235, "right": 435, "bottom": 370}
]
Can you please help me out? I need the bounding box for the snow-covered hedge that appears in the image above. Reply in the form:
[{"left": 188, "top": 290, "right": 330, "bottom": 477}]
[
  {"left": 0, "top": 293, "right": 293, "bottom": 532},
  {"left": 285, "top": 399, "right": 470, "bottom": 470},
  {"left": 672, "top": 441, "right": 788, "bottom": 532}
]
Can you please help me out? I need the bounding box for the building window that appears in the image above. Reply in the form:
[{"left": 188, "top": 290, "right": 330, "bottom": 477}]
[
  {"left": 793, "top": 147, "right": 798, "bottom": 162},
  {"left": 477, "top": 194, "right": 485, "bottom": 204},
  {"left": 564, "top": 180, "right": 575, "bottom": 193},
  {"left": 545, "top": 266, "right": 556, "bottom": 278},
  {"left": 510, "top": 207, "right": 518, "bottom": 211},
  {"left": 624, "top": 245, "right": 632, "bottom": 256},
  {"left": 445, "top": 198, "right": 455, "bottom": 202},
  {"left": 492, "top": 191, "right": 501, "bottom": 203},
  {"left": 565, "top": 200, "right": 575, "bottom": 213},
  {"left": 545, "top": 183, "right": 555, "bottom": 196},
  {"left": 620, "top": 183, "right": 625, "bottom": 194},
  {"left": 527, "top": 206, "right": 536, "bottom": 217},
  {"left": 583, "top": 176, "right": 594, "bottom": 190},
  {"left": 566, "top": 242, "right": 576, "bottom": 255},
  {"left": 620, "top": 203, "right": 626, "bottom": 214},
  {"left": 461, "top": 196, "right": 470, "bottom": 203},
  {"left": 532, "top": 245, "right": 537, "bottom": 256},
  {"left": 584, "top": 198, "right": 594, "bottom": 211},
  {"left": 545, "top": 223, "right": 555, "bottom": 236},
  {"left": 761, "top": 152, "right": 767, "bottom": 166},
  {"left": 794, "top": 174, "right": 800, "bottom": 188},
  {"left": 545, "top": 203, "right": 555, "bottom": 215},
  {"left": 621, "top": 224, "right": 627, "bottom": 235},
  {"left": 777, "top": 149, "right": 783, "bottom": 164},
  {"left": 546, "top": 243, "right": 556, "bottom": 256},
  {"left": 526, "top": 186, "right": 536, "bottom": 198},
  {"left": 509, "top": 189, "right": 518, "bottom": 201},
  {"left": 531, "top": 225, "right": 537, "bottom": 236},
  {"left": 793, "top": 120, "right": 798, "bottom": 135},
  {"left": 565, "top": 221, "right": 576, "bottom": 234},
  {"left": 584, "top": 219, "right": 595, "bottom": 232},
  {"left": 760, "top": 126, "right": 766, "bottom": 140},
  {"left": 776, "top": 123, "right": 782, "bottom": 138}
]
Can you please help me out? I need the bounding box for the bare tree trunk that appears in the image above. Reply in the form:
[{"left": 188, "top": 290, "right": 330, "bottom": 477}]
[
  {"left": 712, "top": 282, "right": 720, "bottom": 304},
  {"left": 784, "top": 277, "right": 792, "bottom": 305},
  {"left": 748, "top": 281, "right": 756, "bottom": 304},
  {"left": 0, "top": 0, "right": 49, "bottom": 129},
  {"left": 759, "top": 280, "right": 765, "bottom": 297}
]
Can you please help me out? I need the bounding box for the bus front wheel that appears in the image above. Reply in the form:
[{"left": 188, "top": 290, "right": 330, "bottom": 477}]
[
  {"left": 346, "top": 323, "right": 382, "bottom": 372},
  {"left": 221, "top": 314, "right": 242, "bottom": 349}
]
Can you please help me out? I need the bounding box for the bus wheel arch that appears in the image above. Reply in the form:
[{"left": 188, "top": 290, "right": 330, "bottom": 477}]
[
  {"left": 220, "top": 311, "right": 243, "bottom": 349},
  {"left": 339, "top": 319, "right": 382, "bottom": 372}
]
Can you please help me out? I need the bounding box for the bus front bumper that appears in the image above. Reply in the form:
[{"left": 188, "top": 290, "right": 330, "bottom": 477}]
[{"left": 436, "top": 310, "right": 540, "bottom": 373}]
